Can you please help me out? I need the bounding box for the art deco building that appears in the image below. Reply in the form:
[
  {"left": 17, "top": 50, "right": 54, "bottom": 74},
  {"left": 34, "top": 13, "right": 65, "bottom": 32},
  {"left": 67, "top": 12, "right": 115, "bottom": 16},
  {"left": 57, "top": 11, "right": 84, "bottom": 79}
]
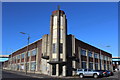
[{"left": 3, "top": 7, "right": 113, "bottom": 76}]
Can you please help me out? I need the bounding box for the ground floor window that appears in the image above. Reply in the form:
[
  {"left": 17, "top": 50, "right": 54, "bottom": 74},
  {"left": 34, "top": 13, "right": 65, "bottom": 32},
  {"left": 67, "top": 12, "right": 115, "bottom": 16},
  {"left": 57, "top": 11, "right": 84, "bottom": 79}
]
[
  {"left": 89, "top": 62, "right": 93, "bottom": 69},
  {"left": 20, "top": 64, "right": 24, "bottom": 70},
  {"left": 104, "top": 64, "right": 106, "bottom": 70},
  {"left": 17, "top": 64, "right": 20, "bottom": 70},
  {"left": 107, "top": 64, "right": 109, "bottom": 70},
  {"left": 30, "top": 62, "right": 36, "bottom": 71},
  {"left": 100, "top": 61, "right": 103, "bottom": 70},
  {"left": 95, "top": 63, "right": 98, "bottom": 70},
  {"left": 82, "top": 61, "right": 86, "bottom": 69}
]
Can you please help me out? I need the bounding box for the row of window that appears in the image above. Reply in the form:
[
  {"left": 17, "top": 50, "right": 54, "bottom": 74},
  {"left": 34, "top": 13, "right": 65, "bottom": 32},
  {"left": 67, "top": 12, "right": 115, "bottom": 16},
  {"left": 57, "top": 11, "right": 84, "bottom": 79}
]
[
  {"left": 10, "top": 62, "right": 36, "bottom": 71},
  {"left": 81, "top": 49, "right": 111, "bottom": 61},
  {"left": 9, "top": 49, "right": 37, "bottom": 61},
  {"left": 82, "top": 61, "right": 110, "bottom": 70}
]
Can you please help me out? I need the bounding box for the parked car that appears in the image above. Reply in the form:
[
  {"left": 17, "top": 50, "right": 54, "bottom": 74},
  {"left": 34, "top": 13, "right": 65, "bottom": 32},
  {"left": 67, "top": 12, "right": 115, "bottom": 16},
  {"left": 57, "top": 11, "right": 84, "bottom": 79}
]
[
  {"left": 76, "top": 69, "right": 103, "bottom": 78},
  {"left": 106, "top": 70, "right": 114, "bottom": 76},
  {"left": 95, "top": 70, "right": 108, "bottom": 77}
]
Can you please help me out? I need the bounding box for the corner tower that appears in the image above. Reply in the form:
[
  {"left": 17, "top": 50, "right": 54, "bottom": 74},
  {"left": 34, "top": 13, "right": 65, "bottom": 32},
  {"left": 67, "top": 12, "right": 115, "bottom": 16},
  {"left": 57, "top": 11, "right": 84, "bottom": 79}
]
[{"left": 49, "top": 6, "right": 67, "bottom": 76}]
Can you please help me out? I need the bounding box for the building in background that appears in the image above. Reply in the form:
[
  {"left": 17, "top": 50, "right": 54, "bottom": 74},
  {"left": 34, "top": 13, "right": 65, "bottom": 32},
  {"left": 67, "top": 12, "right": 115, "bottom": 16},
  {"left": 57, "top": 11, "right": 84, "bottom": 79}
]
[
  {"left": 112, "top": 57, "right": 120, "bottom": 71},
  {"left": 3, "top": 7, "right": 112, "bottom": 76}
]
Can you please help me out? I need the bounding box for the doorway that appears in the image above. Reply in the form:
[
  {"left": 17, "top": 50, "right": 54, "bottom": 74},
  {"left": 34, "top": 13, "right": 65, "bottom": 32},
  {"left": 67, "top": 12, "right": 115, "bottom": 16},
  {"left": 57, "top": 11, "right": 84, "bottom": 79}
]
[{"left": 52, "top": 64, "right": 56, "bottom": 75}]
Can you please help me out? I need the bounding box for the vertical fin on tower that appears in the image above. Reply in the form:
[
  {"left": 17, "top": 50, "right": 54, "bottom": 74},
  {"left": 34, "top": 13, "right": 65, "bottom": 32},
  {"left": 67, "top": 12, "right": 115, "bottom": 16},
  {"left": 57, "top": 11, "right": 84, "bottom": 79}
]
[{"left": 58, "top": 5, "right": 60, "bottom": 10}]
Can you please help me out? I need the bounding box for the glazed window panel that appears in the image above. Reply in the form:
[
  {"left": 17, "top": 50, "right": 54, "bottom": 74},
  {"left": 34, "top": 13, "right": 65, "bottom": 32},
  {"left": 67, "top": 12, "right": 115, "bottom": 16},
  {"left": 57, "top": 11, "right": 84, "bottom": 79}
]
[
  {"left": 30, "top": 62, "right": 36, "bottom": 71},
  {"left": 31, "top": 49, "right": 37, "bottom": 56},
  {"left": 60, "top": 16, "right": 63, "bottom": 26},
  {"left": 81, "top": 49, "right": 86, "bottom": 56},
  {"left": 53, "top": 29, "right": 57, "bottom": 38},
  {"left": 95, "top": 63, "right": 98, "bottom": 70},
  {"left": 60, "top": 29, "right": 63, "bottom": 39},
  {"left": 94, "top": 53, "right": 98, "bottom": 59},
  {"left": 60, "top": 43, "right": 63, "bottom": 53},
  {"left": 82, "top": 61, "right": 86, "bottom": 69},
  {"left": 88, "top": 51, "right": 93, "bottom": 57},
  {"left": 21, "top": 53, "right": 25, "bottom": 59},
  {"left": 17, "top": 55, "right": 20, "bottom": 59},
  {"left": 100, "top": 55, "right": 103, "bottom": 60},
  {"left": 53, "top": 43, "right": 56, "bottom": 53},
  {"left": 53, "top": 16, "right": 57, "bottom": 26},
  {"left": 89, "top": 62, "right": 93, "bottom": 69},
  {"left": 104, "top": 64, "right": 106, "bottom": 70}
]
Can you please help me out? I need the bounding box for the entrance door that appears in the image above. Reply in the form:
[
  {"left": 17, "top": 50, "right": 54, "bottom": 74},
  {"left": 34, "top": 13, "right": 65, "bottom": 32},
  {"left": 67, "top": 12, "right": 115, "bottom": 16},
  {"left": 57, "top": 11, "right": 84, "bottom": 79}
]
[
  {"left": 59, "top": 64, "right": 62, "bottom": 75},
  {"left": 52, "top": 64, "right": 56, "bottom": 75}
]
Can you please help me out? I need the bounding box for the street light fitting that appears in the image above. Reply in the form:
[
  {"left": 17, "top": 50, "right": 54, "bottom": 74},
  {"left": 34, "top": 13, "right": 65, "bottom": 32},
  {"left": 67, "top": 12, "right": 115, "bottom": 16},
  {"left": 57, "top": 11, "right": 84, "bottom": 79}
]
[
  {"left": 106, "top": 45, "right": 111, "bottom": 47},
  {"left": 20, "top": 32, "right": 26, "bottom": 34}
]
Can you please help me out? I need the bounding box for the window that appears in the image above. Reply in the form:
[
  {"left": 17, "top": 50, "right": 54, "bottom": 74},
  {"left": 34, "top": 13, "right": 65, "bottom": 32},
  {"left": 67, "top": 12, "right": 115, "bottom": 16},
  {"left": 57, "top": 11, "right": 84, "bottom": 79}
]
[
  {"left": 100, "top": 61, "right": 103, "bottom": 69},
  {"left": 53, "top": 29, "right": 57, "bottom": 38},
  {"left": 81, "top": 49, "right": 86, "bottom": 56},
  {"left": 21, "top": 53, "right": 25, "bottom": 59},
  {"left": 31, "top": 62, "right": 36, "bottom": 71},
  {"left": 60, "top": 29, "right": 63, "bottom": 39},
  {"left": 95, "top": 63, "right": 98, "bottom": 70},
  {"left": 89, "top": 62, "right": 93, "bottom": 69},
  {"left": 60, "top": 16, "right": 63, "bottom": 26},
  {"left": 104, "top": 56, "right": 106, "bottom": 60},
  {"left": 60, "top": 43, "right": 63, "bottom": 53},
  {"left": 107, "top": 64, "right": 109, "bottom": 70},
  {"left": 94, "top": 53, "right": 98, "bottom": 59},
  {"left": 31, "top": 49, "right": 37, "bottom": 56},
  {"left": 53, "top": 43, "right": 56, "bottom": 53},
  {"left": 82, "top": 61, "right": 86, "bottom": 69},
  {"left": 100, "top": 55, "right": 103, "bottom": 60},
  {"left": 17, "top": 55, "right": 20, "bottom": 59},
  {"left": 104, "top": 64, "right": 106, "bottom": 70},
  {"left": 53, "top": 16, "right": 57, "bottom": 26},
  {"left": 88, "top": 51, "right": 92, "bottom": 57}
]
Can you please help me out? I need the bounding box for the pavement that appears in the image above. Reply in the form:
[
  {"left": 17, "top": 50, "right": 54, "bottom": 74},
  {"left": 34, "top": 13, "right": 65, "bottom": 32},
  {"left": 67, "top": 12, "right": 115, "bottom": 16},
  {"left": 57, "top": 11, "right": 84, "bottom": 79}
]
[{"left": 1, "top": 69, "right": 120, "bottom": 80}]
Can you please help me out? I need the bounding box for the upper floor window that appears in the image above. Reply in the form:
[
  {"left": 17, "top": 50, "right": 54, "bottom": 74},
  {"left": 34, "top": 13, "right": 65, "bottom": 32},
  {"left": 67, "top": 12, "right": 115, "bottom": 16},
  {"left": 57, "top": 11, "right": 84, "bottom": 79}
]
[
  {"left": 60, "top": 29, "right": 63, "bottom": 39},
  {"left": 100, "top": 55, "right": 103, "bottom": 60},
  {"left": 21, "top": 53, "right": 25, "bottom": 59},
  {"left": 53, "top": 16, "right": 57, "bottom": 26},
  {"left": 60, "top": 43, "right": 63, "bottom": 53},
  {"left": 94, "top": 53, "right": 98, "bottom": 59},
  {"left": 17, "top": 55, "right": 20, "bottom": 59},
  {"left": 60, "top": 16, "right": 63, "bottom": 26},
  {"left": 104, "top": 56, "right": 107, "bottom": 60},
  {"left": 31, "top": 49, "right": 37, "bottom": 56},
  {"left": 81, "top": 49, "right": 86, "bottom": 56},
  {"left": 53, "top": 43, "right": 56, "bottom": 53},
  {"left": 88, "top": 51, "right": 93, "bottom": 57}
]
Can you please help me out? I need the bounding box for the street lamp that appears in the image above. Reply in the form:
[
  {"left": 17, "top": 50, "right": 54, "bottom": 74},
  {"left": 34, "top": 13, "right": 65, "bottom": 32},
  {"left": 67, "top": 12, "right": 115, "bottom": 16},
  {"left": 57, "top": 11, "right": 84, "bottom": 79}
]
[{"left": 20, "top": 32, "right": 30, "bottom": 74}]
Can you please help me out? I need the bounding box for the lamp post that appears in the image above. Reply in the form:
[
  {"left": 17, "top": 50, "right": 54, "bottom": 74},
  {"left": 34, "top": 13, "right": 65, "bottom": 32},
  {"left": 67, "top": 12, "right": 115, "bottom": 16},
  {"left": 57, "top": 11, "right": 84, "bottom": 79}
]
[{"left": 20, "top": 32, "right": 30, "bottom": 74}]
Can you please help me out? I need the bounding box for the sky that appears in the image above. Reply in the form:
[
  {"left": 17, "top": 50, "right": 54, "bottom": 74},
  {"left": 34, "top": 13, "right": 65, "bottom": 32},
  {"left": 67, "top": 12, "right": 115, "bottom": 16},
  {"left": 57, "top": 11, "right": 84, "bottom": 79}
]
[{"left": 1, "top": 2, "right": 118, "bottom": 61}]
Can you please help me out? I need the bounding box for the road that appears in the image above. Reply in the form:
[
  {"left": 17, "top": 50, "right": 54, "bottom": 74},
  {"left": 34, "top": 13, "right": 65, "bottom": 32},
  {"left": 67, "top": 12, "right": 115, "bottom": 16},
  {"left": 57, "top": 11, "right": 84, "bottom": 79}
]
[{"left": 1, "top": 70, "right": 119, "bottom": 80}]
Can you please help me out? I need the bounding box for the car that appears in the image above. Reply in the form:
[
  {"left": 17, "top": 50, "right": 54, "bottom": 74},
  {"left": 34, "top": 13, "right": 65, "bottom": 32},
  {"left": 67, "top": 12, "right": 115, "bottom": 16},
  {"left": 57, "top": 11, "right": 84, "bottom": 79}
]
[
  {"left": 76, "top": 69, "right": 103, "bottom": 78},
  {"left": 106, "top": 70, "right": 114, "bottom": 76},
  {"left": 95, "top": 70, "right": 108, "bottom": 77}
]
